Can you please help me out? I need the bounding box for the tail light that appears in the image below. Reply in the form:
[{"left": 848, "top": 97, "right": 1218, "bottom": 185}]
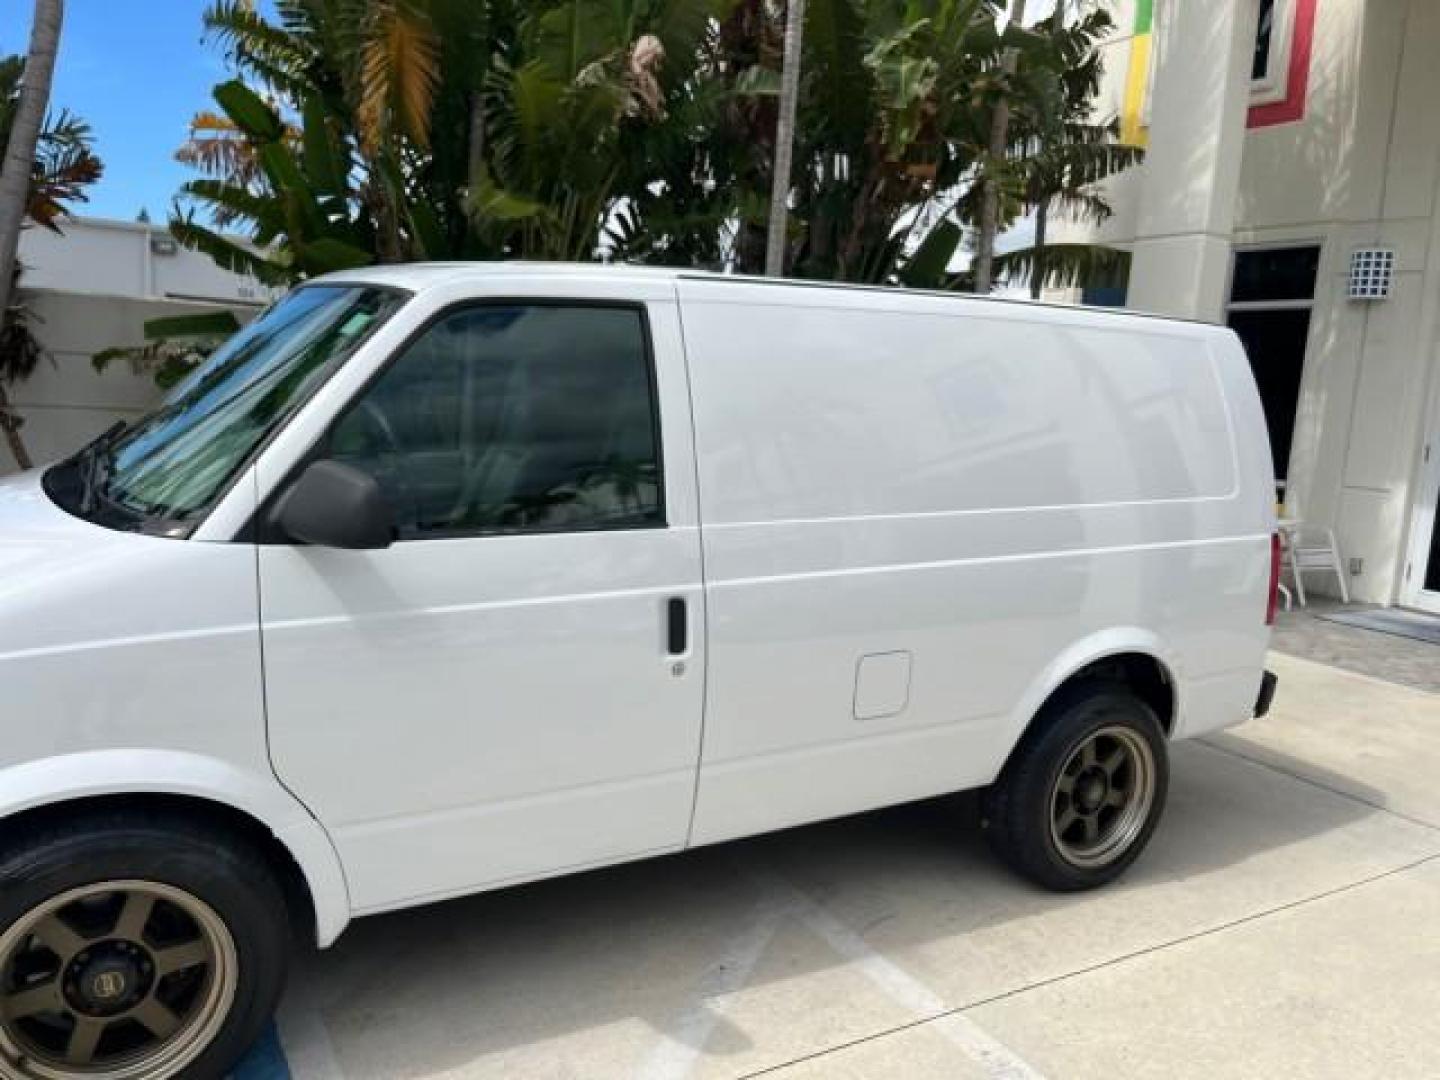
[{"left": 1265, "top": 531, "right": 1282, "bottom": 625}]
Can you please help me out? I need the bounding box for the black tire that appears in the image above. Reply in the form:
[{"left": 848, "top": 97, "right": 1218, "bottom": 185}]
[
  {"left": 984, "top": 681, "right": 1169, "bottom": 891},
  {"left": 0, "top": 811, "right": 290, "bottom": 1079}
]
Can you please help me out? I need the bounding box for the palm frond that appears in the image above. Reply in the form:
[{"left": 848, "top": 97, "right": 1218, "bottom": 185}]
[
  {"left": 168, "top": 210, "right": 292, "bottom": 285},
  {"left": 175, "top": 112, "right": 260, "bottom": 189},
  {"left": 358, "top": 0, "right": 442, "bottom": 151},
  {"left": 993, "top": 242, "right": 1130, "bottom": 292},
  {"left": 203, "top": 0, "right": 317, "bottom": 100}
]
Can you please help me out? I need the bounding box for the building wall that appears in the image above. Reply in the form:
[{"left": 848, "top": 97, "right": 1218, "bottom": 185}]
[
  {"left": 8, "top": 217, "right": 268, "bottom": 473},
  {"left": 1237, "top": 0, "right": 1440, "bottom": 606},
  {"left": 1057, "top": 0, "right": 1440, "bottom": 605}
]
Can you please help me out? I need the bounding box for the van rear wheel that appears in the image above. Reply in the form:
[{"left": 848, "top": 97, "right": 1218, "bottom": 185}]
[
  {"left": 0, "top": 814, "right": 289, "bottom": 1079},
  {"left": 984, "top": 682, "right": 1169, "bottom": 890}
]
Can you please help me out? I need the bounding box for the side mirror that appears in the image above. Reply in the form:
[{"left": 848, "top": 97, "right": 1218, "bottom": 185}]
[{"left": 274, "top": 460, "right": 394, "bottom": 550}]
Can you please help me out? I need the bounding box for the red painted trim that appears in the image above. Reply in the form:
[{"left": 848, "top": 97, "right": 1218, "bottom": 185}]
[{"left": 1248, "top": 0, "right": 1318, "bottom": 129}]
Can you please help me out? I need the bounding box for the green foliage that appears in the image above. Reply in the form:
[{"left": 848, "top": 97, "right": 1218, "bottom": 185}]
[
  {"left": 172, "top": 0, "right": 1139, "bottom": 293},
  {"left": 993, "top": 242, "right": 1130, "bottom": 291},
  {"left": 0, "top": 55, "right": 103, "bottom": 394}
]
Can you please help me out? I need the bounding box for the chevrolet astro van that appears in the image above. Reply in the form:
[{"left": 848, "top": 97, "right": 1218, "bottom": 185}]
[{"left": 0, "top": 265, "right": 1279, "bottom": 1078}]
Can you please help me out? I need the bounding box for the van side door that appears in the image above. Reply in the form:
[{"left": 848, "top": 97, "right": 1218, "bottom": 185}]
[{"left": 257, "top": 293, "right": 704, "bottom": 913}]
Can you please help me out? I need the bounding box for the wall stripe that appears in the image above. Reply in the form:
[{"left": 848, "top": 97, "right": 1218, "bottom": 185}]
[
  {"left": 1134, "top": 0, "right": 1154, "bottom": 34},
  {"left": 1121, "top": 0, "right": 1154, "bottom": 146},
  {"left": 1248, "top": 0, "right": 1318, "bottom": 129}
]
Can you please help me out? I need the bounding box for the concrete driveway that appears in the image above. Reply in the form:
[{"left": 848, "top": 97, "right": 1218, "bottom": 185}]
[{"left": 265, "top": 651, "right": 1440, "bottom": 1079}]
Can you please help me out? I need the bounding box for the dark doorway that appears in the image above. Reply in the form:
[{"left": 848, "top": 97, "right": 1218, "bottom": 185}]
[
  {"left": 1423, "top": 460, "right": 1440, "bottom": 593},
  {"left": 1226, "top": 308, "right": 1311, "bottom": 480},
  {"left": 1225, "top": 246, "right": 1321, "bottom": 481}
]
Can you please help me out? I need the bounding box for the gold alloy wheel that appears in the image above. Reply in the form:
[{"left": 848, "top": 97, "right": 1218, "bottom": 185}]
[
  {"left": 1048, "top": 724, "right": 1158, "bottom": 870},
  {"left": 0, "top": 881, "right": 237, "bottom": 1079}
]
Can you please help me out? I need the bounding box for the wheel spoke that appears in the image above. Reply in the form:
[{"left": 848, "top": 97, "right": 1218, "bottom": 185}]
[
  {"left": 1078, "top": 741, "right": 1098, "bottom": 770},
  {"left": 1054, "top": 772, "right": 1076, "bottom": 797},
  {"left": 3, "top": 979, "right": 61, "bottom": 1019},
  {"left": 1081, "top": 815, "right": 1100, "bottom": 844},
  {"left": 1100, "top": 746, "right": 1127, "bottom": 777},
  {"left": 113, "top": 892, "right": 156, "bottom": 943},
  {"left": 153, "top": 938, "right": 209, "bottom": 977},
  {"left": 131, "top": 996, "right": 181, "bottom": 1040},
  {"left": 1105, "top": 787, "right": 1129, "bottom": 809},
  {"left": 1056, "top": 807, "right": 1080, "bottom": 834},
  {"left": 66, "top": 1017, "right": 107, "bottom": 1065},
  {"left": 32, "top": 914, "right": 87, "bottom": 963}
]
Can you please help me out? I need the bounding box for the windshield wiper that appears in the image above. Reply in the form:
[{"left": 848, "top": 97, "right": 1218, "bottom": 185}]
[{"left": 78, "top": 421, "right": 127, "bottom": 514}]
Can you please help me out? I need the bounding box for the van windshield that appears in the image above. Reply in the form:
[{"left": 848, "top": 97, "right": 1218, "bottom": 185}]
[{"left": 45, "top": 284, "right": 408, "bottom": 536}]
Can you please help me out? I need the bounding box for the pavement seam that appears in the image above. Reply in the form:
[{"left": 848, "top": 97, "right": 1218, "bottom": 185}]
[
  {"left": 745, "top": 866, "right": 1046, "bottom": 1080},
  {"left": 738, "top": 849, "right": 1440, "bottom": 1079},
  {"left": 1196, "top": 736, "right": 1440, "bottom": 833}
]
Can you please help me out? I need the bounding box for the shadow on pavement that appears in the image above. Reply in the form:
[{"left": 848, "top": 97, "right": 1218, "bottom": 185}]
[{"left": 274, "top": 733, "right": 1429, "bottom": 1079}]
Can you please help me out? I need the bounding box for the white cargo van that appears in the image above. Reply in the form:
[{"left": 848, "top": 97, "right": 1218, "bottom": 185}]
[{"left": 0, "top": 264, "right": 1278, "bottom": 1078}]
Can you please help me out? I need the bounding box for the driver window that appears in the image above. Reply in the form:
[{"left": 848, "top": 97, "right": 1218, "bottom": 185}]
[{"left": 329, "top": 303, "right": 663, "bottom": 539}]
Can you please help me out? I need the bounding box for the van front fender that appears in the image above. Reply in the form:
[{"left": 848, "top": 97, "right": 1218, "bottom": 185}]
[{"left": 0, "top": 749, "right": 351, "bottom": 946}]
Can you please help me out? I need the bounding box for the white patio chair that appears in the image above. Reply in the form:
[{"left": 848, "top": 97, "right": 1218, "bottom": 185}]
[{"left": 1278, "top": 521, "right": 1349, "bottom": 606}]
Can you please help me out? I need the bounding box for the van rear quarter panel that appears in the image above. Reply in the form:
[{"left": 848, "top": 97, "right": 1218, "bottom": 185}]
[{"left": 677, "top": 282, "right": 1272, "bottom": 846}]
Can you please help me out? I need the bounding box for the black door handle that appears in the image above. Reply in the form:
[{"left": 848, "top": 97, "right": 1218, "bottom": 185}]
[{"left": 666, "top": 597, "right": 687, "bottom": 655}]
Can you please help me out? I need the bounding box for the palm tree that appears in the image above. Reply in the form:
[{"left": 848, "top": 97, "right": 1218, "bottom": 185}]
[
  {"left": 0, "top": 0, "right": 64, "bottom": 469},
  {"left": 764, "top": 0, "right": 805, "bottom": 275},
  {"left": 972, "top": 0, "right": 1025, "bottom": 294},
  {"left": 992, "top": 7, "right": 1142, "bottom": 297},
  {"left": 748, "top": 0, "right": 1013, "bottom": 285}
]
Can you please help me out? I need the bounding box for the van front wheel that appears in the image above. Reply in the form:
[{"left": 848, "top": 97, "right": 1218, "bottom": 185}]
[
  {"left": 0, "top": 814, "right": 288, "bottom": 1079},
  {"left": 984, "top": 683, "right": 1169, "bottom": 890}
]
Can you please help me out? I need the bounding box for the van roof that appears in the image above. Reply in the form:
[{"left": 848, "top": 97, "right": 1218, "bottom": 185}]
[{"left": 319, "top": 261, "right": 1219, "bottom": 331}]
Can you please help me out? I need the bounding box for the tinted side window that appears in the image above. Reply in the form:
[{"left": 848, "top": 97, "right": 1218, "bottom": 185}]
[{"left": 330, "top": 304, "right": 662, "bottom": 539}]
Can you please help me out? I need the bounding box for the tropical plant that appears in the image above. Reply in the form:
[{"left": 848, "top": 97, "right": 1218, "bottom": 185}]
[
  {"left": 170, "top": 0, "right": 1137, "bottom": 299},
  {"left": 992, "top": 6, "right": 1142, "bottom": 296},
  {"left": 771, "top": 0, "right": 1137, "bottom": 289},
  {"left": 971, "top": 0, "right": 1025, "bottom": 292},
  {"left": 785, "top": 0, "right": 1009, "bottom": 283},
  {"left": 602, "top": 0, "right": 785, "bottom": 270},
  {"left": 619, "top": 0, "right": 1011, "bottom": 281},
  {"left": 0, "top": 35, "right": 104, "bottom": 470},
  {"left": 171, "top": 0, "right": 742, "bottom": 279}
]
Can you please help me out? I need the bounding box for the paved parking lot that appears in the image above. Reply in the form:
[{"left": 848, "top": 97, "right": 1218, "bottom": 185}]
[{"left": 260, "top": 650, "right": 1440, "bottom": 1079}]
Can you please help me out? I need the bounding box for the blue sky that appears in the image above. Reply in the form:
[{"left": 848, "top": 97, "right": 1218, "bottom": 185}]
[{"left": 2, "top": 0, "right": 232, "bottom": 223}]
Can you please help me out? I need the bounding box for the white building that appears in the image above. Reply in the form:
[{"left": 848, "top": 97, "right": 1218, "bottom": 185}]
[
  {"left": 1058, "top": 0, "right": 1440, "bottom": 614},
  {"left": 8, "top": 216, "right": 269, "bottom": 468}
]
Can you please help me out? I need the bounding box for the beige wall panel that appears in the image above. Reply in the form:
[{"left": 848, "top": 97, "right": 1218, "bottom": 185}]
[
  {"left": 1286, "top": 250, "right": 1359, "bottom": 524},
  {"left": 1341, "top": 276, "right": 1423, "bottom": 492},
  {"left": 1377, "top": 1, "right": 1440, "bottom": 222},
  {"left": 1335, "top": 486, "right": 1406, "bottom": 602}
]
